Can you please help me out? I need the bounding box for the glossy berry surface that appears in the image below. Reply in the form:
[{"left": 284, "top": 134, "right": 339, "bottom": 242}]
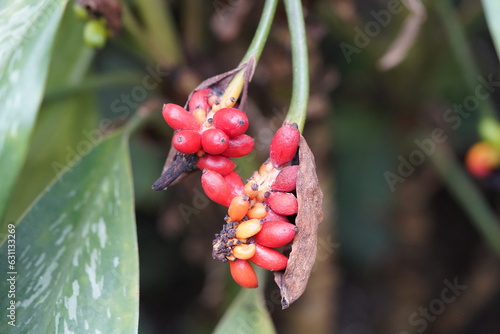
[
  {"left": 250, "top": 244, "right": 288, "bottom": 271},
  {"left": 265, "top": 192, "right": 298, "bottom": 216},
  {"left": 272, "top": 165, "right": 299, "bottom": 192},
  {"left": 229, "top": 260, "right": 258, "bottom": 288},
  {"left": 269, "top": 123, "right": 300, "bottom": 167},
  {"left": 196, "top": 154, "right": 235, "bottom": 175},
  {"left": 224, "top": 171, "right": 244, "bottom": 197},
  {"left": 236, "top": 219, "right": 263, "bottom": 239},
  {"left": 201, "top": 128, "right": 230, "bottom": 154},
  {"left": 172, "top": 130, "right": 201, "bottom": 154},
  {"left": 162, "top": 103, "right": 200, "bottom": 131},
  {"left": 213, "top": 108, "right": 249, "bottom": 137},
  {"left": 254, "top": 221, "right": 297, "bottom": 248},
  {"left": 222, "top": 134, "right": 254, "bottom": 157},
  {"left": 228, "top": 195, "right": 251, "bottom": 221},
  {"left": 188, "top": 88, "right": 212, "bottom": 112},
  {"left": 201, "top": 170, "right": 233, "bottom": 206}
]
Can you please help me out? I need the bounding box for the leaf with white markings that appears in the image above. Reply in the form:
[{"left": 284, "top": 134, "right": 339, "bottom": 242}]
[
  {"left": 0, "top": 0, "right": 68, "bottom": 227},
  {"left": 482, "top": 0, "right": 500, "bottom": 61},
  {"left": 0, "top": 131, "right": 139, "bottom": 333}
]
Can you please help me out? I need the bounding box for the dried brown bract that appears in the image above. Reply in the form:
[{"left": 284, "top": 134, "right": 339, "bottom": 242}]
[{"left": 274, "top": 136, "right": 324, "bottom": 309}]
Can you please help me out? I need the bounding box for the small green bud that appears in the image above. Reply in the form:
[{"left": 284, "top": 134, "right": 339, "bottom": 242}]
[
  {"left": 84, "top": 20, "right": 107, "bottom": 49},
  {"left": 478, "top": 116, "right": 500, "bottom": 149}
]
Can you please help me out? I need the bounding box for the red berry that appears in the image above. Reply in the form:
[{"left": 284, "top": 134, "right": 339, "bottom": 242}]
[
  {"left": 201, "top": 170, "right": 232, "bottom": 206},
  {"left": 270, "top": 123, "right": 300, "bottom": 167},
  {"left": 162, "top": 103, "right": 200, "bottom": 131},
  {"left": 465, "top": 141, "right": 500, "bottom": 178},
  {"left": 263, "top": 210, "right": 289, "bottom": 223},
  {"left": 213, "top": 108, "right": 249, "bottom": 137},
  {"left": 229, "top": 259, "right": 258, "bottom": 288},
  {"left": 188, "top": 88, "right": 212, "bottom": 112},
  {"left": 196, "top": 154, "right": 235, "bottom": 175},
  {"left": 271, "top": 165, "right": 299, "bottom": 192},
  {"left": 250, "top": 244, "right": 288, "bottom": 271},
  {"left": 201, "top": 128, "right": 230, "bottom": 154},
  {"left": 172, "top": 130, "right": 201, "bottom": 154},
  {"left": 224, "top": 171, "right": 244, "bottom": 198},
  {"left": 254, "top": 221, "right": 297, "bottom": 248},
  {"left": 265, "top": 192, "right": 298, "bottom": 216},
  {"left": 222, "top": 134, "right": 254, "bottom": 157}
]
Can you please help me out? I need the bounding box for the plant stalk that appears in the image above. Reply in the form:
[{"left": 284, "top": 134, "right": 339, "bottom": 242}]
[{"left": 283, "top": 0, "right": 309, "bottom": 133}]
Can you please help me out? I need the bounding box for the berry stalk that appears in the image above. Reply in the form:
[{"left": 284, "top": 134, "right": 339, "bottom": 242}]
[
  {"left": 239, "top": 0, "right": 279, "bottom": 65},
  {"left": 283, "top": 0, "right": 309, "bottom": 133}
]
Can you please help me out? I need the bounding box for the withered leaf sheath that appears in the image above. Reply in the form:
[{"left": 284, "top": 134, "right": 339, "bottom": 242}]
[
  {"left": 273, "top": 136, "right": 324, "bottom": 309},
  {"left": 152, "top": 58, "right": 255, "bottom": 191}
]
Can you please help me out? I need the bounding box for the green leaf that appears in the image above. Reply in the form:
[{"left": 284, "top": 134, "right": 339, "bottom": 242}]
[
  {"left": 482, "top": 0, "right": 500, "bottom": 62},
  {"left": 3, "top": 4, "right": 97, "bottom": 226},
  {"left": 0, "top": 0, "right": 68, "bottom": 225},
  {"left": 213, "top": 288, "right": 276, "bottom": 334},
  {"left": 0, "top": 132, "right": 139, "bottom": 333}
]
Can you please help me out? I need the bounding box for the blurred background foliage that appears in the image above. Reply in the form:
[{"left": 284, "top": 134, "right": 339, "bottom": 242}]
[{"left": 2, "top": 0, "right": 500, "bottom": 333}]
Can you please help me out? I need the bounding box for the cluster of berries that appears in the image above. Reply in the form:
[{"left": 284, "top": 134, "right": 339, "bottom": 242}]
[
  {"left": 162, "top": 88, "right": 254, "bottom": 177},
  {"left": 160, "top": 84, "right": 301, "bottom": 288},
  {"left": 465, "top": 141, "right": 500, "bottom": 178},
  {"left": 209, "top": 124, "right": 301, "bottom": 288}
]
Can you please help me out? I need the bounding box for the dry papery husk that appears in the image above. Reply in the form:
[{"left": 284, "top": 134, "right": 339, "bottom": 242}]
[
  {"left": 152, "top": 58, "right": 255, "bottom": 191},
  {"left": 274, "top": 135, "right": 324, "bottom": 309}
]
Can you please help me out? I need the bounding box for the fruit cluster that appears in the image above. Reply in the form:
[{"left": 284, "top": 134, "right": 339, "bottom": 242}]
[
  {"left": 159, "top": 81, "right": 303, "bottom": 288},
  {"left": 209, "top": 123, "right": 301, "bottom": 288},
  {"left": 162, "top": 88, "right": 254, "bottom": 177}
]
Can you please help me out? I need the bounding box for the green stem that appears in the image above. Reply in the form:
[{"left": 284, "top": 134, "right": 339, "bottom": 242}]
[
  {"left": 137, "top": 0, "right": 184, "bottom": 67},
  {"left": 240, "top": 0, "right": 279, "bottom": 65},
  {"left": 431, "top": 146, "right": 500, "bottom": 256},
  {"left": 122, "top": 0, "right": 184, "bottom": 68},
  {"left": 435, "top": 0, "right": 496, "bottom": 120},
  {"left": 283, "top": 0, "right": 309, "bottom": 133}
]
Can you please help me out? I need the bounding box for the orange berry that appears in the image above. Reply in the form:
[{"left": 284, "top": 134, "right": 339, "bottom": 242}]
[
  {"left": 233, "top": 243, "right": 256, "bottom": 260},
  {"left": 192, "top": 107, "right": 207, "bottom": 124},
  {"left": 243, "top": 182, "right": 259, "bottom": 199},
  {"left": 465, "top": 141, "right": 500, "bottom": 178},
  {"left": 247, "top": 203, "right": 268, "bottom": 219},
  {"left": 236, "top": 219, "right": 263, "bottom": 239},
  {"left": 259, "top": 161, "right": 273, "bottom": 175},
  {"left": 229, "top": 259, "right": 258, "bottom": 288},
  {"left": 228, "top": 195, "right": 251, "bottom": 221},
  {"left": 256, "top": 190, "right": 269, "bottom": 202}
]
